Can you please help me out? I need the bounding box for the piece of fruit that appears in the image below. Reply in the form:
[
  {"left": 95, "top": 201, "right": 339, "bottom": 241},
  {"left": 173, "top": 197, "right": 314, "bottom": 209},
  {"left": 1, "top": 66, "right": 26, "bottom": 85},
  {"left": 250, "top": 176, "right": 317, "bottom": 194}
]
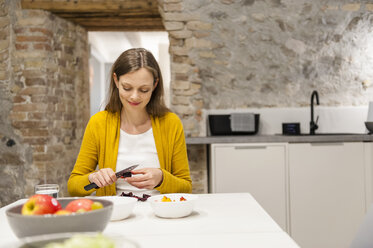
[
  {"left": 65, "top": 199, "right": 94, "bottom": 212},
  {"left": 161, "top": 196, "right": 171, "bottom": 202},
  {"left": 54, "top": 209, "right": 72, "bottom": 215},
  {"left": 21, "top": 194, "right": 62, "bottom": 215},
  {"left": 91, "top": 201, "right": 103, "bottom": 210}
]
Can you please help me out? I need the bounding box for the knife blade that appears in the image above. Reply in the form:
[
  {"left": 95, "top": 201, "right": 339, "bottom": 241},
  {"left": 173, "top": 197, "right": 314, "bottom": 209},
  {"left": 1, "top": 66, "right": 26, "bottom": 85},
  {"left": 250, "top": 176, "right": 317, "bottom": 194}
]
[
  {"left": 84, "top": 164, "right": 139, "bottom": 191},
  {"left": 115, "top": 164, "right": 139, "bottom": 178}
]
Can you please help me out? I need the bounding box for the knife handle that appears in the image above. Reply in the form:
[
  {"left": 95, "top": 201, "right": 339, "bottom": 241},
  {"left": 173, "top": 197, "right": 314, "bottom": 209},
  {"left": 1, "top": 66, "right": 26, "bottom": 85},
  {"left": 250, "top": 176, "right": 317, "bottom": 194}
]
[
  {"left": 84, "top": 182, "right": 99, "bottom": 191},
  {"left": 84, "top": 172, "right": 133, "bottom": 191}
]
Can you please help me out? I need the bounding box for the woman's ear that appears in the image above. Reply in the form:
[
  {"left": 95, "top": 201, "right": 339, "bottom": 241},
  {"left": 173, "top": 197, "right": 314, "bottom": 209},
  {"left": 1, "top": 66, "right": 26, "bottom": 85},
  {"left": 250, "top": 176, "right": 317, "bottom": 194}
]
[
  {"left": 153, "top": 78, "right": 159, "bottom": 91},
  {"left": 113, "top": 73, "right": 119, "bottom": 88}
]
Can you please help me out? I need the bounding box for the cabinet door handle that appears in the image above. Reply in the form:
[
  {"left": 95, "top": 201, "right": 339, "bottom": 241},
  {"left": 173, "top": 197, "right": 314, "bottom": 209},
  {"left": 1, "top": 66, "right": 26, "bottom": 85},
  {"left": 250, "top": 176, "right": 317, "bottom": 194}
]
[{"left": 234, "top": 146, "right": 267, "bottom": 150}]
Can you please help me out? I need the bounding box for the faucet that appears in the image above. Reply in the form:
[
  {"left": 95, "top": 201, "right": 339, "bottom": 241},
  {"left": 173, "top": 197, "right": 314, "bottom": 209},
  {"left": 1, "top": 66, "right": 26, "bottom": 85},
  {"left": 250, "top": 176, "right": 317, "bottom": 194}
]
[{"left": 310, "top": 90, "right": 319, "bottom": 135}]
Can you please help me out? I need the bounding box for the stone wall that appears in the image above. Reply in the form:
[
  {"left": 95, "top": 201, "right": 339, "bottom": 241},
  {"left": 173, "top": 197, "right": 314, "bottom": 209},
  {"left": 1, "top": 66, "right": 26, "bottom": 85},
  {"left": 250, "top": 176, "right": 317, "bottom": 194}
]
[
  {"left": 160, "top": 0, "right": 373, "bottom": 136},
  {"left": 0, "top": 0, "right": 89, "bottom": 207},
  {"left": 158, "top": 0, "right": 373, "bottom": 193}
]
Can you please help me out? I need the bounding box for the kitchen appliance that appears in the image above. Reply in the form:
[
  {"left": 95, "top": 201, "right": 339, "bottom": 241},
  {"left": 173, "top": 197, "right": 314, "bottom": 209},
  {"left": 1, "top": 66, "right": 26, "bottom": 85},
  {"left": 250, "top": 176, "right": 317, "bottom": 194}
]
[
  {"left": 365, "top": 102, "right": 373, "bottom": 134},
  {"left": 282, "top": 123, "right": 301, "bottom": 135},
  {"left": 208, "top": 113, "right": 260, "bottom": 135},
  {"left": 365, "top": 122, "right": 373, "bottom": 134}
]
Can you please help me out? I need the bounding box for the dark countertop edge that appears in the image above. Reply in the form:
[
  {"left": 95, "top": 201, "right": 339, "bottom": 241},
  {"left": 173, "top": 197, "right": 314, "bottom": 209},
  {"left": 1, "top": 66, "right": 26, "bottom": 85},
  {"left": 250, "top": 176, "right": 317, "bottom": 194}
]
[{"left": 186, "top": 134, "right": 373, "bottom": 144}]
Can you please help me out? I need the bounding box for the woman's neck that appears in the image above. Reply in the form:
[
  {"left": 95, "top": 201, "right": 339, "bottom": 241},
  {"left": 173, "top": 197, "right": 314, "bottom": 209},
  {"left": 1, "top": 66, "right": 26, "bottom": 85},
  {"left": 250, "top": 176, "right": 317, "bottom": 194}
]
[{"left": 120, "top": 108, "right": 151, "bottom": 134}]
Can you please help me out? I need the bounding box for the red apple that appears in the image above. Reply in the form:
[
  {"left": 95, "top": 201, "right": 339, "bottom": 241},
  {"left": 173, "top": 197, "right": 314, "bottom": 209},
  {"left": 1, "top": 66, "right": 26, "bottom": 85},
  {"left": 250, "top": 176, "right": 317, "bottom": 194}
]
[
  {"left": 65, "top": 199, "right": 94, "bottom": 212},
  {"left": 22, "top": 194, "right": 62, "bottom": 215}
]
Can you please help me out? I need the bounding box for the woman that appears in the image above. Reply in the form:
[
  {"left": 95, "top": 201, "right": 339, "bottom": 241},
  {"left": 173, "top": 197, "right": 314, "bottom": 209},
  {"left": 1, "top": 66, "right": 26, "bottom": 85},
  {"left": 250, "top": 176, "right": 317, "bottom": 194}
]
[{"left": 68, "top": 48, "right": 192, "bottom": 197}]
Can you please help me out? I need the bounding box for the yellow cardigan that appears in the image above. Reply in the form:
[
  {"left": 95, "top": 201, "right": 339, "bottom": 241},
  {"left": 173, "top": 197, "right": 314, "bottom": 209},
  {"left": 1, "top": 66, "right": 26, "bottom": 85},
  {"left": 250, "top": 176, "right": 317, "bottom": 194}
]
[{"left": 67, "top": 111, "right": 192, "bottom": 196}]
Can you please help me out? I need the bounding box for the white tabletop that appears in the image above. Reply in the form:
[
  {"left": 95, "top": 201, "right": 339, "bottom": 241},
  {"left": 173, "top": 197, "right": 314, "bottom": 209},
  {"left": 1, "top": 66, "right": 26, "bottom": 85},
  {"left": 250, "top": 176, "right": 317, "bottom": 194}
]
[{"left": 0, "top": 193, "right": 299, "bottom": 248}]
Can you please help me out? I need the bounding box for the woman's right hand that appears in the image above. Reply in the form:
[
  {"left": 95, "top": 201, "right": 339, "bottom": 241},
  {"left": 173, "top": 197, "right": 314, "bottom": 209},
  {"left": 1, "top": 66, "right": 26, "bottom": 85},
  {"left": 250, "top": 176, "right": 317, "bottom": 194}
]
[{"left": 88, "top": 168, "right": 117, "bottom": 188}]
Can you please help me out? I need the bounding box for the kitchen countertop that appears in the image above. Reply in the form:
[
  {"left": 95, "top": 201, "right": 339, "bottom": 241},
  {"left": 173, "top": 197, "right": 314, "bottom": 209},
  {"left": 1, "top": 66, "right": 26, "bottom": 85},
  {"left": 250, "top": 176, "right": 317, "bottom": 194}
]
[{"left": 186, "top": 133, "right": 373, "bottom": 144}]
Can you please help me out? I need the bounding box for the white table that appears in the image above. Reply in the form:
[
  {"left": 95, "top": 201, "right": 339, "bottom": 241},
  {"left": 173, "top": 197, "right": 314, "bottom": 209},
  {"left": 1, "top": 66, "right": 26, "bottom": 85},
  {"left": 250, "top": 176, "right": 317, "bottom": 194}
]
[{"left": 0, "top": 193, "right": 299, "bottom": 248}]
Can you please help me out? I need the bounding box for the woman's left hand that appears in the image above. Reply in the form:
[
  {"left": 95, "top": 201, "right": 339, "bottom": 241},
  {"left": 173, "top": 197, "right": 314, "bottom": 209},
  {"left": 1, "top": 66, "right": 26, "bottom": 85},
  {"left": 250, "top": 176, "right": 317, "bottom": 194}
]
[{"left": 125, "top": 168, "right": 163, "bottom": 189}]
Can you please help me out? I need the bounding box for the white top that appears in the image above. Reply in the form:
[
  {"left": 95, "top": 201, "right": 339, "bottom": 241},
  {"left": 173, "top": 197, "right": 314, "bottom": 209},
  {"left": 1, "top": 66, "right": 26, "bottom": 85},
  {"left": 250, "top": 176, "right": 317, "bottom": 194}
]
[{"left": 115, "top": 128, "right": 160, "bottom": 197}]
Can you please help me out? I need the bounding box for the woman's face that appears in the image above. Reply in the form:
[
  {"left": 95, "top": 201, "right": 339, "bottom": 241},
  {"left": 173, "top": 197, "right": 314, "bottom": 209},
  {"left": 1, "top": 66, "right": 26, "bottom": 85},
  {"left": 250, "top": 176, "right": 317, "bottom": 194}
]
[{"left": 114, "top": 68, "right": 157, "bottom": 113}]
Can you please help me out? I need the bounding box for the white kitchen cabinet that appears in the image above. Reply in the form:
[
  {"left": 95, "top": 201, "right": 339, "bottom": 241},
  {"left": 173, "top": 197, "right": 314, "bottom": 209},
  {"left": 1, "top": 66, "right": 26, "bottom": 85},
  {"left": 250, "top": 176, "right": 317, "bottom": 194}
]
[
  {"left": 289, "top": 142, "right": 366, "bottom": 248},
  {"left": 210, "top": 143, "right": 288, "bottom": 231}
]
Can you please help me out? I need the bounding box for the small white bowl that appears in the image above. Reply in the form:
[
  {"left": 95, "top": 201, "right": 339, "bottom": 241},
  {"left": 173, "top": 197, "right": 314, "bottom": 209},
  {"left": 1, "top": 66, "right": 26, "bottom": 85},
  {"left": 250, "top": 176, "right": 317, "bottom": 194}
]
[
  {"left": 100, "top": 196, "right": 137, "bottom": 221},
  {"left": 149, "top": 194, "right": 197, "bottom": 218}
]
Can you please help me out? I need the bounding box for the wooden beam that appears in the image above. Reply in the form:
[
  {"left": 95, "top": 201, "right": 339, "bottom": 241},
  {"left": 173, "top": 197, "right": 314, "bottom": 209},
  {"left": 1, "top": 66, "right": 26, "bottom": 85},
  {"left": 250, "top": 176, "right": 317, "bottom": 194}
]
[
  {"left": 56, "top": 12, "right": 160, "bottom": 18},
  {"left": 20, "top": 0, "right": 164, "bottom": 31},
  {"left": 75, "top": 17, "right": 165, "bottom": 31},
  {"left": 84, "top": 25, "right": 164, "bottom": 31},
  {"left": 21, "top": 0, "right": 159, "bottom": 13}
]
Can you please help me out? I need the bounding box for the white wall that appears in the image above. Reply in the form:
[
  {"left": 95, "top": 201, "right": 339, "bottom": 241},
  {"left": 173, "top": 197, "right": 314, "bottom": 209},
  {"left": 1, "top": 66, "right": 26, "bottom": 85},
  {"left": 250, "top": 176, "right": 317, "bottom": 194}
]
[{"left": 89, "top": 46, "right": 107, "bottom": 115}]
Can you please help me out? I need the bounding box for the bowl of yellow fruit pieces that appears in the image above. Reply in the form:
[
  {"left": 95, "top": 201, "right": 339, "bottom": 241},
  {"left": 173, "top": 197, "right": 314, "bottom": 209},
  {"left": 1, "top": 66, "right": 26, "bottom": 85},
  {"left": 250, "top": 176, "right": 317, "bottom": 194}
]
[{"left": 148, "top": 194, "right": 197, "bottom": 218}]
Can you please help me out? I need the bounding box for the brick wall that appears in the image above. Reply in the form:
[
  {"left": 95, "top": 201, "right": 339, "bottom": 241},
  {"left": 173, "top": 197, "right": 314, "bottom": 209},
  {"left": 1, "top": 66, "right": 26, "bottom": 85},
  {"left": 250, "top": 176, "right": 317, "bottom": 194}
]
[{"left": 0, "top": 0, "right": 89, "bottom": 207}]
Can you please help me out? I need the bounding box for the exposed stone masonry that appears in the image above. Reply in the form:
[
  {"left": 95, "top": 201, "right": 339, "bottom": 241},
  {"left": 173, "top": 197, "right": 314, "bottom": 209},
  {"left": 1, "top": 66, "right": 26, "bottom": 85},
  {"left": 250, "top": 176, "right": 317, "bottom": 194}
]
[
  {"left": 160, "top": 0, "right": 373, "bottom": 137},
  {"left": 158, "top": 0, "right": 373, "bottom": 194},
  {"left": 0, "top": 0, "right": 89, "bottom": 206},
  {"left": 158, "top": 0, "right": 209, "bottom": 193}
]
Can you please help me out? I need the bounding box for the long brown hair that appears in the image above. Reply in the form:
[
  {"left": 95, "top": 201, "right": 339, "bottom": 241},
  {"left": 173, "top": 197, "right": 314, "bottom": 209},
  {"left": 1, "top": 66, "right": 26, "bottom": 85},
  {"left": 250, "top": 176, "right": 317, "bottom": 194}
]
[{"left": 105, "top": 48, "right": 169, "bottom": 117}]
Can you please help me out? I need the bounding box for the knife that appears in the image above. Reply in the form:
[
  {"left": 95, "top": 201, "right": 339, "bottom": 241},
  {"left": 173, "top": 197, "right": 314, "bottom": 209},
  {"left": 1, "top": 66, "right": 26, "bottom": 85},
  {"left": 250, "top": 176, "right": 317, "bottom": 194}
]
[{"left": 84, "top": 164, "right": 139, "bottom": 191}]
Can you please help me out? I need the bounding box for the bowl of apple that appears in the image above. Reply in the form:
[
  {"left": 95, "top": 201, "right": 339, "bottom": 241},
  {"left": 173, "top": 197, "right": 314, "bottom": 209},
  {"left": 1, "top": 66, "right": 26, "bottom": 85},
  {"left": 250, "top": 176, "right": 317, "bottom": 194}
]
[{"left": 6, "top": 194, "right": 113, "bottom": 238}]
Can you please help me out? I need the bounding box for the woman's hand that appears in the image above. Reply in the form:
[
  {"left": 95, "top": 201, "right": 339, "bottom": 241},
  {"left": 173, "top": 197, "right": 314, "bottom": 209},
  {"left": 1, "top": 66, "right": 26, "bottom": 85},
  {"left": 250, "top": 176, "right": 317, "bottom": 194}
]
[
  {"left": 125, "top": 168, "right": 163, "bottom": 189},
  {"left": 88, "top": 168, "right": 117, "bottom": 188}
]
